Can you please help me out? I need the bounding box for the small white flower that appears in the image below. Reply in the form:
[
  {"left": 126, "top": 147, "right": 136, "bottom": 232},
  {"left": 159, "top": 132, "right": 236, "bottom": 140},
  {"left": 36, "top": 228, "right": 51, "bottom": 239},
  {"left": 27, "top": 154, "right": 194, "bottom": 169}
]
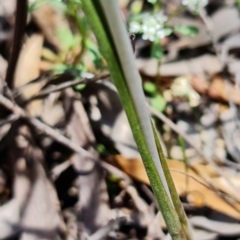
[
  {"left": 155, "top": 12, "right": 168, "bottom": 24},
  {"left": 142, "top": 26, "right": 156, "bottom": 41},
  {"left": 156, "top": 29, "right": 166, "bottom": 39},
  {"left": 129, "top": 12, "right": 169, "bottom": 42},
  {"left": 129, "top": 22, "right": 142, "bottom": 33},
  {"left": 141, "top": 17, "right": 158, "bottom": 41},
  {"left": 182, "top": 0, "right": 208, "bottom": 12},
  {"left": 142, "top": 12, "right": 168, "bottom": 41}
]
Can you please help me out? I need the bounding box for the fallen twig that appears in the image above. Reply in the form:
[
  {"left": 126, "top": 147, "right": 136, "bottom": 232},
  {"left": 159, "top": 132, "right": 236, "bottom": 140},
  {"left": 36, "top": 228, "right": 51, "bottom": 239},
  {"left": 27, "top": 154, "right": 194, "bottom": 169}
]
[
  {"left": 0, "top": 113, "right": 18, "bottom": 126},
  {"left": 88, "top": 217, "right": 127, "bottom": 240},
  {"left": 0, "top": 94, "right": 93, "bottom": 160},
  {"left": 170, "top": 168, "right": 240, "bottom": 203},
  {"left": 28, "top": 73, "right": 110, "bottom": 101},
  {"left": 0, "top": 93, "right": 133, "bottom": 186},
  {"left": 149, "top": 106, "right": 203, "bottom": 158}
]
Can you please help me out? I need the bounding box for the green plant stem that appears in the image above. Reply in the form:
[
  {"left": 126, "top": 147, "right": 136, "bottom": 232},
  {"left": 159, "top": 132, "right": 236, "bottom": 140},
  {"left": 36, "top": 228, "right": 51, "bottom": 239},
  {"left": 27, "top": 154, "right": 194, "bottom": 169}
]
[
  {"left": 81, "top": 0, "right": 189, "bottom": 239},
  {"left": 156, "top": 58, "right": 162, "bottom": 92},
  {"left": 178, "top": 136, "right": 189, "bottom": 189},
  {"left": 153, "top": 0, "right": 161, "bottom": 12},
  {"left": 66, "top": 0, "right": 87, "bottom": 64},
  {"left": 165, "top": 5, "right": 185, "bottom": 25},
  {"left": 74, "top": 11, "right": 87, "bottom": 64},
  {"left": 152, "top": 122, "right": 193, "bottom": 240}
]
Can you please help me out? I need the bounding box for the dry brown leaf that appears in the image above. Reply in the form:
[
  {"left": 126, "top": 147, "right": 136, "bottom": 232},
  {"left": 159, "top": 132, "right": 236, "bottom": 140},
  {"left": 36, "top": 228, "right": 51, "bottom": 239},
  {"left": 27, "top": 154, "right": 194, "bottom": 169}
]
[
  {"left": 208, "top": 76, "right": 240, "bottom": 105},
  {"left": 114, "top": 155, "right": 240, "bottom": 219},
  {"left": 39, "top": 60, "right": 56, "bottom": 72},
  {"left": 190, "top": 76, "right": 209, "bottom": 95},
  {"left": 14, "top": 34, "right": 44, "bottom": 117},
  {"left": 32, "top": 3, "right": 69, "bottom": 51},
  {"left": 41, "top": 101, "right": 64, "bottom": 127},
  {"left": 14, "top": 34, "right": 43, "bottom": 89},
  {"left": 190, "top": 75, "right": 240, "bottom": 105},
  {"left": 212, "top": 177, "right": 240, "bottom": 203},
  {"left": 191, "top": 163, "right": 240, "bottom": 202},
  {"left": 190, "top": 162, "right": 218, "bottom": 179}
]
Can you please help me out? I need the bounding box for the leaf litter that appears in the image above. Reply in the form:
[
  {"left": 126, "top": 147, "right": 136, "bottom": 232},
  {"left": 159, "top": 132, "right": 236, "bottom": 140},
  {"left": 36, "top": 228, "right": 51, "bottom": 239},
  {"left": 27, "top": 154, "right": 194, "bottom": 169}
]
[{"left": 1, "top": 0, "right": 240, "bottom": 240}]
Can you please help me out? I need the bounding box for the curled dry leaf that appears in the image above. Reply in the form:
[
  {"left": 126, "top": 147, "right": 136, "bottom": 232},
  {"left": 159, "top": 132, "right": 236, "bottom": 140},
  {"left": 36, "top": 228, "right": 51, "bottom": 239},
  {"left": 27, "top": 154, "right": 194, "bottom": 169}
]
[
  {"left": 14, "top": 34, "right": 44, "bottom": 117},
  {"left": 190, "top": 75, "right": 209, "bottom": 95},
  {"left": 14, "top": 34, "right": 43, "bottom": 89},
  {"left": 208, "top": 76, "right": 240, "bottom": 104},
  {"left": 32, "top": 3, "right": 69, "bottom": 51},
  {"left": 114, "top": 155, "right": 240, "bottom": 219},
  {"left": 190, "top": 75, "right": 240, "bottom": 105}
]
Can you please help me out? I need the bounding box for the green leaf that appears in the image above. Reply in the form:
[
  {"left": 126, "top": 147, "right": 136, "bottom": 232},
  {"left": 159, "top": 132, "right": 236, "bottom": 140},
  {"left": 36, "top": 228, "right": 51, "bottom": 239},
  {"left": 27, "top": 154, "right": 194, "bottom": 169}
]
[
  {"left": 164, "top": 28, "right": 173, "bottom": 36},
  {"left": 178, "top": 136, "right": 189, "bottom": 188},
  {"left": 49, "top": 0, "right": 66, "bottom": 11},
  {"left": 144, "top": 81, "right": 157, "bottom": 95},
  {"left": 151, "top": 40, "right": 164, "bottom": 59},
  {"left": 75, "top": 83, "right": 86, "bottom": 91},
  {"left": 28, "top": 0, "right": 48, "bottom": 13},
  {"left": 53, "top": 63, "right": 68, "bottom": 74},
  {"left": 108, "top": 173, "right": 120, "bottom": 182},
  {"left": 86, "top": 39, "right": 103, "bottom": 68},
  {"left": 237, "top": 0, "right": 240, "bottom": 8},
  {"left": 75, "top": 62, "right": 85, "bottom": 72},
  {"left": 174, "top": 25, "right": 199, "bottom": 37},
  {"left": 147, "top": 0, "right": 158, "bottom": 4},
  {"left": 150, "top": 94, "right": 166, "bottom": 112},
  {"left": 131, "top": 0, "right": 143, "bottom": 15},
  {"left": 153, "top": 123, "right": 193, "bottom": 240},
  {"left": 96, "top": 144, "right": 106, "bottom": 154},
  {"left": 28, "top": 0, "right": 66, "bottom": 13},
  {"left": 56, "top": 27, "right": 75, "bottom": 50}
]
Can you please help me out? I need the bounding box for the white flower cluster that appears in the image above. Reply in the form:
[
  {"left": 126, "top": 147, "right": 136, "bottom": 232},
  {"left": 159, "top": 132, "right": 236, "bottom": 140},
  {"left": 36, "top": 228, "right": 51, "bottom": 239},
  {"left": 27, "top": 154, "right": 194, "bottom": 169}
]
[
  {"left": 182, "top": 0, "right": 208, "bottom": 12},
  {"left": 129, "top": 12, "right": 171, "bottom": 42}
]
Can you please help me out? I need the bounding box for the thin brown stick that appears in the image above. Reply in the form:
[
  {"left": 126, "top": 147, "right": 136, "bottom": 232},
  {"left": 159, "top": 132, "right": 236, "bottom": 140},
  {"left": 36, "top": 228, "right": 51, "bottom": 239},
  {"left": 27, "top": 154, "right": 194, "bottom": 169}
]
[
  {"left": 197, "top": 9, "right": 240, "bottom": 196},
  {"left": 170, "top": 168, "right": 240, "bottom": 203},
  {"left": 28, "top": 73, "right": 110, "bottom": 101},
  {"left": 0, "top": 113, "right": 18, "bottom": 126},
  {"left": 149, "top": 106, "right": 203, "bottom": 157},
  {"left": 0, "top": 93, "right": 133, "bottom": 186},
  {"left": 149, "top": 105, "right": 240, "bottom": 199},
  {"left": 0, "top": 94, "right": 93, "bottom": 160},
  {"left": 89, "top": 217, "right": 127, "bottom": 240}
]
